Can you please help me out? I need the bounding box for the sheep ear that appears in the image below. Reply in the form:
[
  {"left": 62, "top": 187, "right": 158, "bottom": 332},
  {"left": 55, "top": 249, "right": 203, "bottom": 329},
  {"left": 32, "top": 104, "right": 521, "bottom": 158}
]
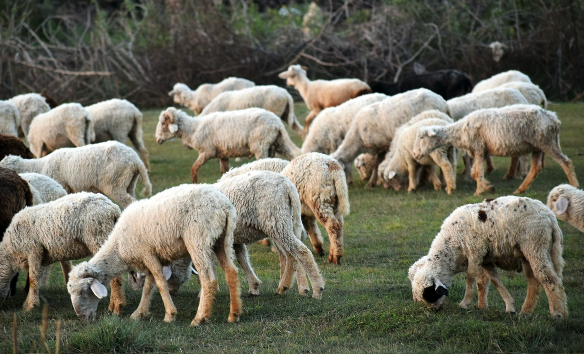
[
  {"left": 428, "top": 129, "right": 436, "bottom": 137},
  {"left": 435, "top": 279, "right": 448, "bottom": 296},
  {"left": 278, "top": 71, "right": 290, "bottom": 79},
  {"left": 90, "top": 279, "right": 108, "bottom": 299},
  {"left": 163, "top": 266, "right": 172, "bottom": 280},
  {"left": 301, "top": 65, "right": 308, "bottom": 70},
  {"left": 169, "top": 124, "right": 179, "bottom": 133},
  {"left": 357, "top": 161, "right": 364, "bottom": 168},
  {"left": 554, "top": 197, "right": 569, "bottom": 215},
  {"left": 387, "top": 171, "right": 396, "bottom": 180},
  {"left": 168, "top": 90, "right": 175, "bottom": 96},
  {"left": 191, "top": 266, "right": 199, "bottom": 276}
]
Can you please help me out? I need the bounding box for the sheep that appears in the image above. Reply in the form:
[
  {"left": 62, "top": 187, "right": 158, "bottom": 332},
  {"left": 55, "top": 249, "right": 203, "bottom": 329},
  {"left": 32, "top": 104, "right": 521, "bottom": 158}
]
[
  {"left": 331, "top": 88, "right": 449, "bottom": 188},
  {"left": 547, "top": 184, "right": 584, "bottom": 233},
  {"left": 0, "top": 133, "right": 34, "bottom": 161},
  {"left": 0, "top": 192, "right": 125, "bottom": 313},
  {"left": 489, "top": 41, "right": 507, "bottom": 62},
  {"left": 19, "top": 173, "right": 67, "bottom": 205},
  {"left": 472, "top": 70, "right": 532, "bottom": 93},
  {"left": 220, "top": 153, "right": 350, "bottom": 264},
  {"left": 0, "top": 100, "right": 21, "bottom": 137},
  {"left": 278, "top": 65, "right": 371, "bottom": 136},
  {"left": 86, "top": 99, "right": 150, "bottom": 171},
  {"left": 9, "top": 93, "right": 50, "bottom": 138},
  {"left": 354, "top": 153, "right": 377, "bottom": 183},
  {"left": 0, "top": 141, "right": 152, "bottom": 208},
  {"left": 67, "top": 184, "right": 242, "bottom": 326},
  {"left": 155, "top": 107, "right": 300, "bottom": 183},
  {"left": 412, "top": 105, "right": 579, "bottom": 196},
  {"left": 28, "top": 103, "right": 95, "bottom": 158},
  {"left": 498, "top": 82, "right": 547, "bottom": 108},
  {"left": 410, "top": 196, "right": 568, "bottom": 318},
  {"left": 369, "top": 70, "right": 473, "bottom": 100},
  {"left": 380, "top": 112, "right": 456, "bottom": 194},
  {"left": 302, "top": 93, "right": 388, "bottom": 182},
  {"left": 200, "top": 85, "right": 304, "bottom": 136},
  {"left": 169, "top": 78, "right": 255, "bottom": 115}
]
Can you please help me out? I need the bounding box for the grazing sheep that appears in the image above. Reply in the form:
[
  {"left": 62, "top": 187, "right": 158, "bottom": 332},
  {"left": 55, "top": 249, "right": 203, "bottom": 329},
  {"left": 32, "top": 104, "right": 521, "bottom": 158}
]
[
  {"left": 215, "top": 171, "right": 325, "bottom": 298},
  {"left": 169, "top": 78, "right": 255, "bottom": 115},
  {"left": 331, "top": 88, "right": 449, "bottom": 188},
  {"left": 221, "top": 153, "right": 350, "bottom": 264},
  {"left": 200, "top": 85, "right": 304, "bottom": 136},
  {"left": 354, "top": 153, "right": 377, "bottom": 183},
  {"left": 447, "top": 88, "right": 528, "bottom": 121},
  {"left": 411, "top": 197, "right": 568, "bottom": 318},
  {"left": 412, "top": 105, "right": 579, "bottom": 195},
  {"left": 498, "top": 82, "right": 547, "bottom": 108},
  {"left": 0, "top": 100, "right": 21, "bottom": 137},
  {"left": 155, "top": 107, "right": 300, "bottom": 183},
  {"left": 0, "top": 141, "right": 152, "bottom": 208},
  {"left": 9, "top": 93, "right": 50, "bottom": 138},
  {"left": 278, "top": 65, "right": 371, "bottom": 136},
  {"left": 0, "top": 193, "right": 125, "bottom": 313},
  {"left": 86, "top": 99, "right": 150, "bottom": 171},
  {"left": 67, "top": 184, "right": 242, "bottom": 326},
  {"left": 472, "top": 70, "right": 532, "bottom": 93},
  {"left": 28, "top": 103, "right": 95, "bottom": 158},
  {"left": 19, "top": 173, "right": 67, "bottom": 205},
  {"left": 547, "top": 184, "right": 584, "bottom": 233},
  {"left": 369, "top": 70, "right": 473, "bottom": 100},
  {"left": 0, "top": 133, "right": 34, "bottom": 161}
]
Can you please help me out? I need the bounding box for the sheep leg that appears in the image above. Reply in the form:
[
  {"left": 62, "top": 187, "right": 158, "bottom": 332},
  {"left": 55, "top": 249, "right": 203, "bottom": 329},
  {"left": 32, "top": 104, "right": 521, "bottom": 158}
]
[
  {"left": 59, "top": 260, "right": 72, "bottom": 284},
  {"left": 471, "top": 154, "right": 492, "bottom": 196},
  {"left": 513, "top": 151, "right": 543, "bottom": 194},
  {"left": 131, "top": 274, "right": 156, "bottom": 320},
  {"left": 275, "top": 248, "right": 297, "bottom": 295},
  {"left": 213, "top": 240, "right": 242, "bottom": 323},
  {"left": 434, "top": 153, "right": 456, "bottom": 194},
  {"left": 541, "top": 144, "right": 579, "bottom": 188},
  {"left": 365, "top": 153, "right": 386, "bottom": 189},
  {"left": 476, "top": 269, "right": 490, "bottom": 309},
  {"left": 303, "top": 111, "right": 318, "bottom": 137},
  {"left": 462, "top": 152, "right": 472, "bottom": 182},
  {"left": 519, "top": 260, "right": 541, "bottom": 315},
  {"left": 503, "top": 157, "right": 520, "bottom": 180},
  {"left": 128, "top": 129, "right": 151, "bottom": 172},
  {"left": 289, "top": 238, "right": 324, "bottom": 299},
  {"left": 67, "top": 127, "right": 88, "bottom": 147},
  {"left": 343, "top": 160, "right": 353, "bottom": 185},
  {"left": 188, "top": 244, "right": 219, "bottom": 326},
  {"left": 459, "top": 260, "right": 480, "bottom": 309},
  {"left": 485, "top": 156, "right": 495, "bottom": 174},
  {"left": 108, "top": 276, "right": 126, "bottom": 315},
  {"left": 191, "top": 153, "right": 211, "bottom": 184},
  {"left": 23, "top": 254, "right": 43, "bottom": 311},
  {"left": 295, "top": 262, "right": 311, "bottom": 296},
  {"left": 312, "top": 212, "right": 343, "bottom": 265},
  {"left": 518, "top": 155, "right": 529, "bottom": 178},
  {"left": 220, "top": 158, "right": 230, "bottom": 174},
  {"left": 100, "top": 184, "right": 136, "bottom": 210},
  {"left": 523, "top": 255, "right": 568, "bottom": 318},
  {"left": 302, "top": 215, "right": 324, "bottom": 257},
  {"left": 481, "top": 265, "right": 515, "bottom": 313},
  {"left": 234, "top": 243, "right": 262, "bottom": 296},
  {"left": 142, "top": 256, "right": 178, "bottom": 323},
  {"left": 406, "top": 158, "right": 421, "bottom": 192},
  {"left": 427, "top": 165, "right": 442, "bottom": 191}
]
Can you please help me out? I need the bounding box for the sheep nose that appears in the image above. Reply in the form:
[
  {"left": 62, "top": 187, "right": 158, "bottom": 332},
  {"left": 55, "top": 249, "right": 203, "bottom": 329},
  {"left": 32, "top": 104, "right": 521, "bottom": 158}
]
[{"left": 156, "top": 138, "right": 162, "bottom": 144}]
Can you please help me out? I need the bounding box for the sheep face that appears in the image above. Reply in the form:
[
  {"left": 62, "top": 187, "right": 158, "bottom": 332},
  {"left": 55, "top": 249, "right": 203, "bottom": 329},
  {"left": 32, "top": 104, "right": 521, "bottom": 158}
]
[
  {"left": 67, "top": 263, "right": 108, "bottom": 320},
  {"left": 547, "top": 184, "right": 572, "bottom": 222},
  {"left": 411, "top": 268, "right": 449, "bottom": 310},
  {"left": 354, "top": 154, "right": 374, "bottom": 181},
  {"left": 155, "top": 109, "right": 179, "bottom": 144},
  {"left": 383, "top": 169, "right": 407, "bottom": 191},
  {"left": 412, "top": 127, "right": 440, "bottom": 160},
  {"left": 408, "top": 256, "right": 427, "bottom": 301},
  {"left": 168, "top": 83, "right": 191, "bottom": 106},
  {"left": 0, "top": 155, "right": 21, "bottom": 170},
  {"left": 278, "top": 65, "right": 307, "bottom": 88}
]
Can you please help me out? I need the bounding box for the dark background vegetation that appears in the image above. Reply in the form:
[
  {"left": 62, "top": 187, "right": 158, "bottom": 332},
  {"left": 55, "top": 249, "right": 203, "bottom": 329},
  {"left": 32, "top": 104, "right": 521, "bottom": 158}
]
[{"left": 1, "top": 0, "right": 583, "bottom": 106}]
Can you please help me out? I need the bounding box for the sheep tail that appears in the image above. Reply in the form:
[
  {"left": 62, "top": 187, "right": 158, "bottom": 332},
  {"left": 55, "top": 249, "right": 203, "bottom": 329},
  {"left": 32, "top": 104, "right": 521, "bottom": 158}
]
[
  {"left": 138, "top": 162, "right": 152, "bottom": 197},
  {"left": 550, "top": 219, "right": 565, "bottom": 278},
  {"left": 333, "top": 166, "right": 350, "bottom": 216},
  {"left": 288, "top": 183, "right": 304, "bottom": 240},
  {"left": 222, "top": 203, "right": 238, "bottom": 264}
]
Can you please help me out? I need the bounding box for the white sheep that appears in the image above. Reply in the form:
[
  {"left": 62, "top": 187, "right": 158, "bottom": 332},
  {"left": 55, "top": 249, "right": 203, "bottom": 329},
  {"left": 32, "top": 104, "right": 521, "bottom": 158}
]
[
  {"left": 354, "top": 153, "right": 377, "bottom": 183},
  {"left": 28, "top": 103, "right": 95, "bottom": 158},
  {"left": 472, "top": 70, "right": 532, "bottom": 93},
  {"left": 200, "top": 85, "right": 304, "bottom": 136},
  {"left": 19, "top": 172, "right": 67, "bottom": 205},
  {"left": 155, "top": 107, "right": 300, "bottom": 183},
  {"left": 489, "top": 41, "right": 507, "bottom": 62},
  {"left": 331, "top": 88, "right": 449, "bottom": 188},
  {"left": 86, "top": 99, "right": 150, "bottom": 171},
  {"left": 547, "top": 184, "right": 584, "bottom": 233},
  {"left": 410, "top": 196, "right": 568, "bottom": 318},
  {"left": 0, "top": 141, "right": 152, "bottom": 208},
  {"left": 412, "top": 105, "right": 579, "bottom": 196},
  {"left": 169, "top": 78, "right": 255, "bottom": 115},
  {"left": 0, "top": 192, "right": 125, "bottom": 313},
  {"left": 9, "top": 93, "right": 50, "bottom": 138},
  {"left": 498, "top": 82, "right": 547, "bottom": 108},
  {"left": 278, "top": 65, "right": 372, "bottom": 136},
  {"left": 67, "top": 184, "right": 242, "bottom": 326},
  {"left": 0, "top": 100, "right": 21, "bottom": 137}
]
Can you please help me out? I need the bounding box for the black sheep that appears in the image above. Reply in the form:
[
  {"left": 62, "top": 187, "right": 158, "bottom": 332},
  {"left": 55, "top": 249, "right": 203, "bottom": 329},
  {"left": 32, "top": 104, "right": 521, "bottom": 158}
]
[
  {"left": 0, "top": 134, "right": 34, "bottom": 161},
  {"left": 370, "top": 70, "right": 473, "bottom": 100}
]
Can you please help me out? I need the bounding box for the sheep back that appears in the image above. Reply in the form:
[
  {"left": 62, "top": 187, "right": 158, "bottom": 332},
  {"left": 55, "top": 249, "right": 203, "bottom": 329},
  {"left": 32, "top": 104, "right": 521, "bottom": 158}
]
[
  {"left": 0, "top": 134, "right": 34, "bottom": 160},
  {"left": 447, "top": 87, "right": 529, "bottom": 120},
  {"left": 19, "top": 173, "right": 67, "bottom": 205},
  {"left": 9, "top": 93, "right": 50, "bottom": 137},
  {"left": 472, "top": 70, "right": 532, "bottom": 93},
  {"left": 0, "top": 101, "right": 21, "bottom": 137},
  {"left": 0, "top": 167, "right": 33, "bottom": 239}
]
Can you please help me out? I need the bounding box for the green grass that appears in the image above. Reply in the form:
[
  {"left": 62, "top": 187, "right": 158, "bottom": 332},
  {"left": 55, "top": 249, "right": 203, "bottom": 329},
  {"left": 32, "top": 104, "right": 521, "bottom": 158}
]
[{"left": 1, "top": 103, "right": 584, "bottom": 353}]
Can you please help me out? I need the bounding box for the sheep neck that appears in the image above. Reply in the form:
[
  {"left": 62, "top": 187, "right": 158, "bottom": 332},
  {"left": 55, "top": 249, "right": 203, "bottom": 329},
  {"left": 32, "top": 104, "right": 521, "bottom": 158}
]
[
  {"left": 425, "top": 231, "right": 465, "bottom": 286},
  {"left": 14, "top": 158, "right": 44, "bottom": 174},
  {"left": 89, "top": 240, "right": 129, "bottom": 285},
  {"left": 435, "top": 121, "right": 468, "bottom": 151},
  {"left": 293, "top": 73, "right": 312, "bottom": 106},
  {"left": 175, "top": 112, "right": 200, "bottom": 149}
]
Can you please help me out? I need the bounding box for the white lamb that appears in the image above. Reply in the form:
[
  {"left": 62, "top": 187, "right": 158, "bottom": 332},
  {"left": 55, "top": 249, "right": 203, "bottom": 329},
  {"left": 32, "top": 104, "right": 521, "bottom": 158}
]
[
  {"left": 200, "top": 85, "right": 304, "bottom": 136},
  {"left": 155, "top": 107, "right": 300, "bottom": 183},
  {"left": 0, "top": 193, "right": 125, "bottom": 314},
  {"left": 9, "top": 93, "right": 50, "bottom": 138},
  {"left": 86, "top": 99, "right": 150, "bottom": 171},
  {"left": 19, "top": 173, "right": 67, "bottom": 205},
  {"left": 412, "top": 105, "right": 579, "bottom": 195},
  {"left": 278, "top": 65, "right": 372, "bottom": 136},
  {"left": 169, "top": 77, "right": 255, "bottom": 115},
  {"left": 0, "top": 100, "right": 21, "bottom": 137},
  {"left": 0, "top": 141, "right": 152, "bottom": 208},
  {"left": 331, "top": 88, "right": 449, "bottom": 188},
  {"left": 67, "top": 184, "right": 242, "bottom": 326},
  {"left": 547, "top": 184, "right": 584, "bottom": 233},
  {"left": 410, "top": 196, "right": 568, "bottom": 319},
  {"left": 498, "top": 82, "right": 547, "bottom": 108},
  {"left": 472, "top": 70, "right": 532, "bottom": 93},
  {"left": 28, "top": 103, "right": 95, "bottom": 158}
]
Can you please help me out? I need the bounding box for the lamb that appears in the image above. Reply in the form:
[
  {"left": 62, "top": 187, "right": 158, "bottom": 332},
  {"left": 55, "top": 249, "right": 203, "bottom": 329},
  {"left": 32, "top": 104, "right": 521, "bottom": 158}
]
[
  {"left": 498, "top": 82, "right": 547, "bottom": 108},
  {"left": 28, "top": 103, "right": 95, "bottom": 158},
  {"left": 0, "top": 141, "right": 152, "bottom": 208},
  {"left": 169, "top": 77, "right": 255, "bottom": 115},
  {"left": 331, "top": 88, "right": 449, "bottom": 188},
  {"left": 220, "top": 153, "right": 350, "bottom": 264},
  {"left": 67, "top": 184, "right": 242, "bottom": 326},
  {"left": 0, "top": 192, "right": 125, "bottom": 314},
  {"left": 19, "top": 173, "right": 67, "bottom": 205},
  {"left": 0, "top": 133, "right": 34, "bottom": 161},
  {"left": 547, "top": 184, "right": 584, "bottom": 233},
  {"left": 0, "top": 100, "right": 21, "bottom": 137},
  {"left": 278, "top": 65, "right": 371, "bottom": 136},
  {"left": 369, "top": 70, "right": 473, "bottom": 100},
  {"left": 155, "top": 107, "right": 300, "bottom": 183},
  {"left": 472, "top": 70, "right": 532, "bottom": 93},
  {"left": 200, "top": 85, "right": 304, "bottom": 136},
  {"left": 412, "top": 105, "right": 579, "bottom": 196},
  {"left": 86, "top": 99, "right": 150, "bottom": 171},
  {"left": 9, "top": 93, "right": 50, "bottom": 138},
  {"left": 410, "top": 196, "right": 568, "bottom": 318}
]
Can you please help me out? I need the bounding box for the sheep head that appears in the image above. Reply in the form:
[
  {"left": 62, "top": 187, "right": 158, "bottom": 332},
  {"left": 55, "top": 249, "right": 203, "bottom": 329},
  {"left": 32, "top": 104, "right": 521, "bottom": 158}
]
[
  {"left": 168, "top": 83, "right": 192, "bottom": 106},
  {"left": 411, "top": 266, "right": 449, "bottom": 310},
  {"left": 278, "top": 64, "right": 307, "bottom": 88},
  {"left": 67, "top": 262, "right": 108, "bottom": 320},
  {"left": 354, "top": 154, "right": 374, "bottom": 181},
  {"left": 382, "top": 169, "right": 407, "bottom": 191},
  {"left": 0, "top": 155, "right": 23, "bottom": 171},
  {"left": 155, "top": 108, "right": 180, "bottom": 144},
  {"left": 412, "top": 127, "right": 440, "bottom": 160},
  {"left": 547, "top": 184, "right": 573, "bottom": 221}
]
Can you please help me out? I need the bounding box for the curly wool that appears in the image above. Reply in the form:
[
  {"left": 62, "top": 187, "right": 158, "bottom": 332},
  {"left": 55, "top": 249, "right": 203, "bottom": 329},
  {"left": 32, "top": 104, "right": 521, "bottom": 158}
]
[
  {"left": 19, "top": 173, "right": 67, "bottom": 205},
  {"left": 498, "top": 82, "right": 547, "bottom": 108},
  {"left": 447, "top": 88, "right": 529, "bottom": 120},
  {"left": 472, "top": 70, "right": 532, "bottom": 93},
  {"left": 547, "top": 184, "right": 584, "bottom": 233},
  {"left": 9, "top": 93, "right": 50, "bottom": 138},
  {"left": 0, "top": 101, "right": 21, "bottom": 137}
]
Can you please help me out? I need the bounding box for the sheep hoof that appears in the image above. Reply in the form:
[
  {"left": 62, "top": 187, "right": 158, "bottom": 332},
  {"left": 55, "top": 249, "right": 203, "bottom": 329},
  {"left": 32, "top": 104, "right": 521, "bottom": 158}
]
[
  {"left": 276, "top": 286, "right": 288, "bottom": 295},
  {"left": 228, "top": 313, "right": 239, "bottom": 323},
  {"left": 164, "top": 313, "right": 177, "bottom": 323},
  {"left": 316, "top": 247, "right": 325, "bottom": 257},
  {"left": 130, "top": 311, "right": 148, "bottom": 321},
  {"left": 328, "top": 254, "right": 341, "bottom": 265},
  {"left": 248, "top": 291, "right": 260, "bottom": 297},
  {"left": 299, "top": 288, "right": 310, "bottom": 295},
  {"left": 459, "top": 301, "right": 471, "bottom": 309},
  {"left": 190, "top": 317, "right": 207, "bottom": 326}
]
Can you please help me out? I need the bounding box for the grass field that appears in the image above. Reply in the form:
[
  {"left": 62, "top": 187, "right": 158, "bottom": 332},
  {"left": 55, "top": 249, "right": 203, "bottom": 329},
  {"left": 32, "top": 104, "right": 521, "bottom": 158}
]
[{"left": 1, "top": 103, "right": 584, "bottom": 353}]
